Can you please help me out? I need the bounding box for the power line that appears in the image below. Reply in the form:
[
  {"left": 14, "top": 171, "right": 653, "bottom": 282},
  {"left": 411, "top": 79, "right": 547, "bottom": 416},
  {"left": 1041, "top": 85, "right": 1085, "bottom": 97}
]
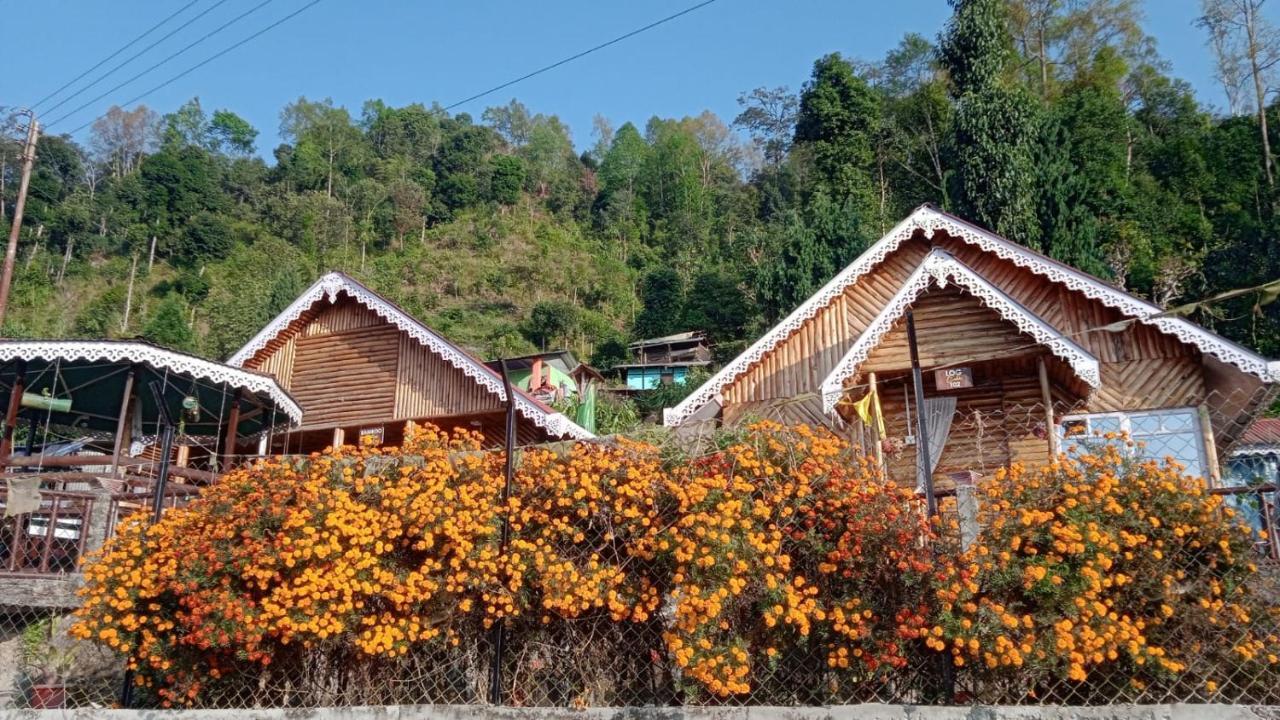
[
  {"left": 40, "top": 0, "right": 233, "bottom": 118},
  {"left": 31, "top": 0, "right": 203, "bottom": 111},
  {"left": 47, "top": 0, "right": 279, "bottom": 129},
  {"left": 65, "top": 0, "right": 324, "bottom": 136},
  {"left": 444, "top": 0, "right": 719, "bottom": 111}
]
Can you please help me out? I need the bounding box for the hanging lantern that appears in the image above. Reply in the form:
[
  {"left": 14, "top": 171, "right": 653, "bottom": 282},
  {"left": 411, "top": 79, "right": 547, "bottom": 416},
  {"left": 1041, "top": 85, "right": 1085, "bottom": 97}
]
[{"left": 181, "top": 395, "right": 201, "bottom": 422}]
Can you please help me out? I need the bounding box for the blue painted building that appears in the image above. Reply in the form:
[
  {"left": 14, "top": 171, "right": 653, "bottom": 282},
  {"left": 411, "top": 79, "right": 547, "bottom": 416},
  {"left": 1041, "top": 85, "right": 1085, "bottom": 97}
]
[{"left": 614, "top": 331, "right": 711, "bottom": 392}]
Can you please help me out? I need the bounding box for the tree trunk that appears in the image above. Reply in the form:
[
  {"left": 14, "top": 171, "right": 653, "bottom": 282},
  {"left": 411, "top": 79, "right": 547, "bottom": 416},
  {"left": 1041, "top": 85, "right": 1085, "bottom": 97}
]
[
  {"left": 122, "top": 254, "right": 138, "bottom": 334},
  {"left": 58, "top": 237, "right": 73, "bottom": 284},
  {"left": 1038, "top": 23, "right": 1050, "bottom": 97},
  {"left": 1246, "top": 0, "right": 1275, "bottom": 186},
  {"left": 148, "top": 235, "right": 156, "bottom": 272}
]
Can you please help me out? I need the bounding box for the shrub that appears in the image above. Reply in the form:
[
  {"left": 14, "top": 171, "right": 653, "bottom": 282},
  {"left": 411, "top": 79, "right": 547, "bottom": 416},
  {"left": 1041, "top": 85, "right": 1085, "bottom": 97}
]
[
  {"left": 72, "top": 422, "right": 933, "bottom": 705},
  {"left": 930, "top": 437, "right": 1280, "bottom": 702}
]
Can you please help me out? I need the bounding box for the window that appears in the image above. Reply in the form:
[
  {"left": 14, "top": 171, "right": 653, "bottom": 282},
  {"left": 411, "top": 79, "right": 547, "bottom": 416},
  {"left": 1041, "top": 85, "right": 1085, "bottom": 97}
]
[{"left": 1060, "top": 407, "right": 1208, "bottom": 478}]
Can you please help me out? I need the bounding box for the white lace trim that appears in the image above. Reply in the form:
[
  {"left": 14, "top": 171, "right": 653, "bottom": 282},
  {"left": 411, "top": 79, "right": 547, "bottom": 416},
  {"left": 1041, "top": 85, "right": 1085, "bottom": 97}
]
[
  {"left": 227, "top": 272, "right": 594, "bottom": 441},
  {"left": 818, "top": 250, "right": 1101, "bottom": 414},
  {"left": 0, "top": 340, "right": 303, "bottom": 424},
  {"left": 665, "top": 206, "right": 1278, "bottom": 427}
]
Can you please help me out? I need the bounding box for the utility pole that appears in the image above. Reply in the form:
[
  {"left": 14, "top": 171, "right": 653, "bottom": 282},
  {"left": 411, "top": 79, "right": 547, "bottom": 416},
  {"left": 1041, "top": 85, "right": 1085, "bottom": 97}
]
[{"left": 0, "top": 111, "right": 40, "bottom": 332}]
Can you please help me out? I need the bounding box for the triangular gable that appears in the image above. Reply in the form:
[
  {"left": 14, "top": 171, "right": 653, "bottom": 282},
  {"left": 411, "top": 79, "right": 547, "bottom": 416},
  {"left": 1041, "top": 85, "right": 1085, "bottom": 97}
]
[
  {"left": 228, "top": 272, "right": 594, "bottom": 441},
  {"left": 818, "top": 249, "right": 1100, "bottom": 414},
  {"left": 666, "top": 205, "right": 1279, "bottom": 427}
]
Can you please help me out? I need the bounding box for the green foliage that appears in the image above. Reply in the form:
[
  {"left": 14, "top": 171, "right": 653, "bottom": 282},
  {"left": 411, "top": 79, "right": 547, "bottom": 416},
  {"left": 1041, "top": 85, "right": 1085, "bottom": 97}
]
[
  {"left": 523, "top": 300, "right": 578, "bottom": 350},
  {"left": 633, "top": 268, "right": 685, "bottom": 340},
  {"left": 142, "top": 294, "right": 194, "bottom": 350},
  {"left": 489, "top": 155, "right": 525, "bottom": 205},
  {"left": 794, "top": 53, "right": 880, "bottom": 212},
  {"left": 6, "top": 5, "right": 1280, "bottom": 404},
  {"left": 942, "top": 0, "right": 1044, "bottom": 247},
  {"left": 632, "top": 366, "right": 712, "bottom": 417},
  {"left": 591, "top": 336, "right": 630, "bottom": 371}
]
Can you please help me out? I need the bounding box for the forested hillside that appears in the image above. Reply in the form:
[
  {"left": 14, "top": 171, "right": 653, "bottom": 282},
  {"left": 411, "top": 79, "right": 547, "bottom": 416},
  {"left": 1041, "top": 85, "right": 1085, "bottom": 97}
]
[{"left": 3, "top": 0, "right": 1278, "bottom": 370}]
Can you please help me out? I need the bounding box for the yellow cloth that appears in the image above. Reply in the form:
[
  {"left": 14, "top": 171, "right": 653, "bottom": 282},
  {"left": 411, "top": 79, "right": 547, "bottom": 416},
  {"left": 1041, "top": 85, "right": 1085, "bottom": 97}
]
[{"left": 850, "top": 387, "right": 886, "bottom": 437}]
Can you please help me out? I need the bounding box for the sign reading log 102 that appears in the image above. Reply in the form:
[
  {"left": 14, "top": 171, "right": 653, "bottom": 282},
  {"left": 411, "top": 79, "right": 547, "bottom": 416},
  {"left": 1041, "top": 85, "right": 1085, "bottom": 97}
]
[{"left": 934, "top": 367, "right": 973, "bottom": 389}]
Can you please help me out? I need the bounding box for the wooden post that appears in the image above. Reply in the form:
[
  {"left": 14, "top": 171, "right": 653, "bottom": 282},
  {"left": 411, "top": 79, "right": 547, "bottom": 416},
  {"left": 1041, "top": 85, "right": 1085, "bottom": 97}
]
[
  {"left": 110, "top": 366, "right": 137, "bottom": 477},
  {"left": 221, "top": 393, "right": 242, "bottom": 471},
  {"left": 906, "top": 311, "right": 938, "bottom": 517},
  {"left": 1197, "top": 404, "right": 1222, "bottom": 487},
  {"left": 1037, "top": 357, "right": 1058, "bottom": 459},
  {"left": 0, "top": 359, "right": 27, "bottom": 471},
  {"left": 868, "top": 372, "right": 885, "bottom": 472},
  {"left": 331, "top": 427, "right": 345, "bottom": 450}
]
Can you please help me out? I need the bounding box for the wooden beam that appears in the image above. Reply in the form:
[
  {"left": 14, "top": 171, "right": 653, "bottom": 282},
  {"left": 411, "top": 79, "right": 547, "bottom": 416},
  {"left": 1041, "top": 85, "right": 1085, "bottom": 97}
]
[
  {"left": 0, "top": 359, "right": 26, "bottom": 471},
  {"left": 3, "top": 453, "right": 219, "bottom": 483},
  {"left": 1198, "top": 404, "right": 1222, "bottom": 487},
  {"left": 109, "top": 366, "right": 137, "bottom": 477},
  {"left": 221, "top": 392, "right": 242, "bottom": 471},
  {"left": 1037, "top": 357, "right": 1058, "bottom": 459},
  {"left": 331, "top": 427, "right": 345, "bottom": 450},
  {"left": 868, "top": 372, "right": 885, "bottom": 473}
]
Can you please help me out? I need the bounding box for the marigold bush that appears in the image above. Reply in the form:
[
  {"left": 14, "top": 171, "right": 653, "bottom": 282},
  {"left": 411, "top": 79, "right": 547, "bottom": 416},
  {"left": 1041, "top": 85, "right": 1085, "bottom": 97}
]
[
  {"left": 71, "top": 423, "right": 1280, "bottom": 707},
  {"left": 72, "top": 421, "right": 936, "bottom": 706},
  {"left": 931, "top": 437, "right": 1280, "bottom": 703}
]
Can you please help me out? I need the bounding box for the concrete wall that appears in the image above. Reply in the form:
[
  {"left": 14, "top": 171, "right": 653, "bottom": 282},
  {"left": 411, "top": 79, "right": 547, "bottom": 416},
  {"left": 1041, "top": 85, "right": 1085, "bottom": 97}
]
[{"left": 0, "top": 704, "right": 1276, "bottom": 720}]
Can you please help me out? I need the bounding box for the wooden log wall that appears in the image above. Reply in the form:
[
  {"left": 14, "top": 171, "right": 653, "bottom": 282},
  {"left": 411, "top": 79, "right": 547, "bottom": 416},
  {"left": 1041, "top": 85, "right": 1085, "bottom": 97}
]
[
  {"left": 292, "top": 322, "right": 400, "bottom": 429},
  {"left": 394, "top": 334, "right": 502, "bottom": 420},
  {"left": 721, "top": 241, "right": 932, "bottom": 405},
  {"left": 242, "top": 295, "right": 550, "bottom": 448},
  {"left": 934, "top": 235, "right": 1206, "bottom": 413},
  {"left": 861, "top": 285, "right": 1044, "bottom": 374},
  {"left": 871, "top": 356, "right": 1069, "bottom": 492}
]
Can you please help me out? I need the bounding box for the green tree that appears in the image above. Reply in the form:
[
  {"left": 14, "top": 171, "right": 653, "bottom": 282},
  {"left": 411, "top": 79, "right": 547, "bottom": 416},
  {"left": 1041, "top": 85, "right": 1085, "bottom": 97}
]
[
  {"left": 633, "top": 267, "right": 685, "bottom": 339},
  {"left": 210, "top": 110, "right": 258, "bottom": 156},
  {"left": 794, "top": 53, "right": 881, "bottom": 215},
  {"left": 489, "top": 155, "right": 525, "bottom": 205},
  {"left": 940, "top": 0, "right": 1044, "bottom": 247},
  {"left": 142, "top": 294, "right": 194, "bottom": 350},
  {"left": 682, "top": 269, "right": 751, "bottom": 347},
  {"left": 523, "top": 300, "right": 579, "bottom": 350}
]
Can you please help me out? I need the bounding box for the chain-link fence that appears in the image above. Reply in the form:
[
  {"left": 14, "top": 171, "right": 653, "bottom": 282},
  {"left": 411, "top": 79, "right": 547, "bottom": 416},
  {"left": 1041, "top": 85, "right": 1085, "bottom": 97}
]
[{"left": 1, "top": 385, "right": 1278, "bottom": 710}]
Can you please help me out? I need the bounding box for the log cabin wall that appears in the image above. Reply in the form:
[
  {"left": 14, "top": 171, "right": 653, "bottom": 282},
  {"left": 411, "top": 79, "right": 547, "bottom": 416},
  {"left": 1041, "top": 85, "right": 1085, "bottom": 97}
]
[
  {"left": 934, "top": 234, "right": 1206, "bottom": 412},
  {"left": 291, "top": 311, "right": 400, "bottom": 429},
  {"left": 873, "top": 356, "right": 1074, "bottom": 493},
  {"left": 860, "top": 285, "right": 1045, "bottom": 374},
  {"left": 394, "top": 333, "right": 502, "bottom": 420}
]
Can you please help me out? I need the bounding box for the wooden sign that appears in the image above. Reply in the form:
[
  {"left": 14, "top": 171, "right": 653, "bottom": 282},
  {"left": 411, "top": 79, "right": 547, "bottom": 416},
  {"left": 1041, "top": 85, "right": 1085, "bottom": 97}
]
[{"left": 934, "top": 367, "right": 973, "bottom": 390}]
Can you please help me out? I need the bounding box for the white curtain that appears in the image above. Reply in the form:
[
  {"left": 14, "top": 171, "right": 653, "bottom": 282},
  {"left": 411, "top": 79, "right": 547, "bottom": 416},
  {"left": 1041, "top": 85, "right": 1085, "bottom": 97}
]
[{"left": 916, "top": 396, "right": 957, "bottom": 491}]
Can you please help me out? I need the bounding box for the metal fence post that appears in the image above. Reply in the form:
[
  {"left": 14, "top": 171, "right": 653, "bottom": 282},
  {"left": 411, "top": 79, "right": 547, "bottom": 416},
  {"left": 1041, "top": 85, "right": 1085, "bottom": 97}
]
[{"left": 488, "top": 360, "right": 517, "bottom": 705}]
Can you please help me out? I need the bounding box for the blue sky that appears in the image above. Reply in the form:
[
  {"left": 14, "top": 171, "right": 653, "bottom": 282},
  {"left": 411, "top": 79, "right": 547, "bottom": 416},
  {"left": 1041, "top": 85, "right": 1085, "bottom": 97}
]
[{"left": 1, "top": 1, "right": 1268, "bottom": 158}]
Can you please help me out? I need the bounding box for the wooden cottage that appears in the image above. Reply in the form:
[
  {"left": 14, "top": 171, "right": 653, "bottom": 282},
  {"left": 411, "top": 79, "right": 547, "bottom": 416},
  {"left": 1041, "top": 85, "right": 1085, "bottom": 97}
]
[
  {"left": 665, "top": 206, "right": 1280, "bottom": 491},
  {"left": 228, "top": 272, "right": 593, "bottom": 453}
]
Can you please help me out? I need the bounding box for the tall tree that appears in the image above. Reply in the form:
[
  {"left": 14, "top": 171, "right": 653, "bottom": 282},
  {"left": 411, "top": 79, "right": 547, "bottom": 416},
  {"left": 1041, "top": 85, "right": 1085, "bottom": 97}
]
[
  {"left": 794, "top": 53, "right": 881, "bottom": 216},
  {"left": 1198, "top": 0, "right": 1280, "bottom": 186},
  {"left": 734, "top": 86, "right": 799, "bottom": 168},
  {"left": 940, "top": 0, "right": 1044, "bottom": 247},
  {"left": 633, "top": 267, "right": 685, "bottom": 339},
  {"left": 90, "top": 106, "right": 159, "bottom": 178}
]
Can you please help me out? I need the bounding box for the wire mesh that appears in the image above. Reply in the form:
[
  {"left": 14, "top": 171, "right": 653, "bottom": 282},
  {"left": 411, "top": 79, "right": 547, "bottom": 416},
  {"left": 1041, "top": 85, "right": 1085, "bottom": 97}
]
[{"left": 0, "top": 384, "right": 1277, "bottom": 709}]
